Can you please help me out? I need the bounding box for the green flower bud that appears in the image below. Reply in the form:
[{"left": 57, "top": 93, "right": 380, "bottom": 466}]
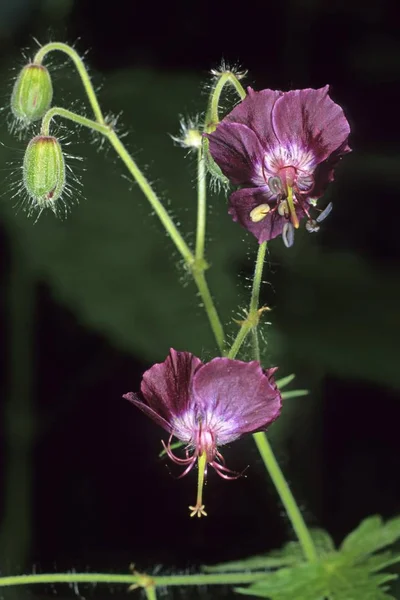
[
  {"left": 11, "top": 63, "right": 53, "bottom": 124},
  {"left": 23, "top": 136, "right": 65, "bottom": 208}
]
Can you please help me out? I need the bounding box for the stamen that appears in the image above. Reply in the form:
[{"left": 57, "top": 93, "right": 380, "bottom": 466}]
[
  {"left": 162, "top": 436, "right": 193, "bottom": 465},
  {"left": 162, "top": 435, "right": 198, "bottom": 477},
  {"left": 212, "top": 460, "right": 242, "bottom": 480},
  {"left": 286, "top": 186, "right": 299, "bottom": 229},
  {"left": 277, "top": 200, "right": 289, "bottom": 217},
  {"left": 268, "top": 176, "right": 284, "bottom": 195},
  {"left": 189, "top": 451, "right": 207, "bottom": 518},
  {"left": 306, "top": 202, "right": 333, "bottom": 233},
  {"left": 282, "top": 222, "right": 295, "bottom": 248},
  {"left": 316, "top": 201, "right": 333, "bottom": 223},
  {"left": 305, "top": 219, "right": 320, "bottom": 233},
  {"left": 249, "top": 203, "right": 271, "bottom": 223}
]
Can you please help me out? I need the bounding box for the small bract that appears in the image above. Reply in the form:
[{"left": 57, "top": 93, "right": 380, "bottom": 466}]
[
  {"left": 11, "top": 63, "right": 53, "bottom": 125},
  {"left": 206, "top": 85, "right": 351, "bottom": 246},
  {"left": 124, "top": 349, "right": 282, "bottom": 517}
]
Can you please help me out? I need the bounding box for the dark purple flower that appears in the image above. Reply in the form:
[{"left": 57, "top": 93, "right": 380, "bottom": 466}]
[
  {"left": 206, "top": 85, "right": 351, "bottom": 246},
  {"left": 124, "top": 349, "right": 281, "bottom": 517}
]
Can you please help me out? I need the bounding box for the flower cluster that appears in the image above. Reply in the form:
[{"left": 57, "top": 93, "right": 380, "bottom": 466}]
[
  {"left": 9, "top": 50, "right": 351, "bottom": 522},
  {"left": 124, "top": 349, "right": 282, "bottom": 517},
  {"left": 206, "top": 85, "right": 351, "bottom": 246}
]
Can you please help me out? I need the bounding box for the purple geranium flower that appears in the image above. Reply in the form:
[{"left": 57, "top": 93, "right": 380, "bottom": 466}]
[
  {"left": 206, "top": 85, "right": 351, "bottom": 246},
  {"left": 124, "top": 349, "right": 281, "bottom": 517}
]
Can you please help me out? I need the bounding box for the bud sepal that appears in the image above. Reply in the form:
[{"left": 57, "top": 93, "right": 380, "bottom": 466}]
[
  {"left": 11, "top": 63, "right": 53, "bottom": 125},
  {"left": 23, "top": 135, "right": 66, "bottom": 212}
]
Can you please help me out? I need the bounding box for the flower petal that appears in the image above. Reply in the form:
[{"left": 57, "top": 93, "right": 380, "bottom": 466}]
[
  {"left": 207, "top": 122, "right": 266, "bottom": 186},
  {"left": 271, "top": 85, "right": 351, "bottom": 164},
  {"left": 228, "top": 187, "right": 306, "bottom": 244},
  {"left": 192, "top": 358, "right": 282, "bottom": 444},
  {"left": 224, "top": 87, "right": 283, "bottom": 153},
  {"left": 124, "top": 349, "right": 202, "bottom": 432},
  {"left": 311, "top": 140, "right": 351, "bottom": 199},
  {"left": 123, "top": 392, "right": 173, "bottom": 433}
]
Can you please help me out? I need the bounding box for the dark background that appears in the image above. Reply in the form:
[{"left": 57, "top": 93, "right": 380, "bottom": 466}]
[{"left": 0, "top": 0, "right": 399, "bottom": 598}]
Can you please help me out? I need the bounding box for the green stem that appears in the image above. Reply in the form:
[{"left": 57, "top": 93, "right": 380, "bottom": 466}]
[
  {"left": 249, "top": 241, "right": 267, "bottom": 314},
  {"left": 192, "top": 270, "right": 225, "bottom": 355},
  {"left": 145, "top": 585, "right": 157, "bottom": 600},
  {"left": 251, "top": 328, "right": 260, "bottom": 362},
  {"left": 193, "top": 139, "right": 226, "bottom": 354},
  {"left": 253, "top": 433, "right": 318, "bottom": 563},
  {"left": 228, "top": 241, "right": 267, "bottom": 359},
  {"left": 0, "top": 572, "right": 266, "bottom": 589},
  {"left": 106, "top": 129, "right": 194, "bottom": 266},
  {"left": 228, "top": 241, "right": 318, "bottom": 563},
  {"left": 228, "top": 322, "right": 252, "bottom": 360},
  {"left": 195, "top": 145, "right": 207, "bottom": 261},
  {"left": 33, "top": 42, "right": 105, "bottom": 124},
  {"left": 41, "top": 106, "right": 107, "bottom": 136},
  {"left": 206, "top": 72, "right": 246, "bottom": 129},
  {"left": 193, "top": 68, "right": 248, "bottom": 352}
]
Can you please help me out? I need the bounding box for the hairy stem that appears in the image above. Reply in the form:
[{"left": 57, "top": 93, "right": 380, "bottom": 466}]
[
  {"left": 228, "top": 241, "right": 267, "bottom": 359},
  {"left": 195, "top": 145, "right": 207, "bottom": 261},
  {"left": 40, "top": 106, "right": 107, "bottom": 136},
  {"left": 34, "top": 42, "right": 105, "bottom": 124},
  {"left": 249, "top": 241, "right": 267, "bottom": 314},
  {"left": 0, "top": 571, "right": 267, "bottom": 589},
  {"left": 253, "top": 432, "right": 318, "bottom": 562},
  {"left": 228, "top": 241, "right": 317, "bottom": 562},
  {"left": 145, "top": 586, "right": 157, "bottom": 600},
  {"left": 192, "top": 270, "right": 225, "bottom": 354},
  {"left": 106, "top": 128, "right": 194, "bottom": 265},
  {"left": 206, "top": 71, "right": 246, "bottom": 130}
]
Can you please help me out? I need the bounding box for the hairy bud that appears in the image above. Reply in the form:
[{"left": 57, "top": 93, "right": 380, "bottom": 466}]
[
  {"left": 11, "top": 64, "right": 53, "bottom": 124},
  {"left": 23, "top": 136, "right": 65, "bottom": 208},
  {"left": 172, "top": 117, "right": 202, "bottom": 150}
]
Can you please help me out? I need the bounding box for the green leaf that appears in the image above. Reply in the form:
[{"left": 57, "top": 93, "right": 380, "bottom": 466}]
[
  {"left": 266, "top": 529, "right": 335, "bottom": 564},
  {"left": 236, "top": 557, "right": 398, "bottom": 600},
  {"left": 280, "top": 389, "right": 309, "bottom": 400},
  {"left": 204, "top": 554, "right": 299, "bottom": 573},
  {"left": 276, "top": 374, "right": 309, "bottom": 401},
  {"left": 322, "top": 562, "right": 397, "bottom": 600},
  {"left": 276, "top": 374, "right": 296, "bottom": 389},
  {"left": 204, "top": 529, "right": 335, "bottom": 573},
  {"left": 341, "top": 516, "right": 400, "bottom": 559},
  {"left": 363, "top": 551, "right": 400, "bottom": 573},
  {"left": 235, "top": 562, "right": 327, "bottom": 599},
  {"left": 206, "top": 520, "right": 400, "bottom": 599},
  {"left": 158, "top": 440, "right": 184, "bottom": 458}
]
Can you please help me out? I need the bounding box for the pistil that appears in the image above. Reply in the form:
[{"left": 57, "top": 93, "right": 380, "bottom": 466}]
[
  {"left": 286, "top": 186, "right": 299, "bottom": 229},
  {"left": 189, "top": 452, "right": 208, "bottom": 517}
]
